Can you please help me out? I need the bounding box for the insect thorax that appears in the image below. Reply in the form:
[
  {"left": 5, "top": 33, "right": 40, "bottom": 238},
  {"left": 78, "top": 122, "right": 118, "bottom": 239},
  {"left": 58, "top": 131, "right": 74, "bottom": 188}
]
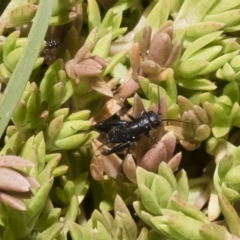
[{"left": 145, "top": 111, "right": 161, "bottom": 128}]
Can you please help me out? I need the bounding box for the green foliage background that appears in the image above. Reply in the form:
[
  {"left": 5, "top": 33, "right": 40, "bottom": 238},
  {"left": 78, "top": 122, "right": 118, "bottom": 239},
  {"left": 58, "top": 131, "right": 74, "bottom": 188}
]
[{"left": 1, "top": 0, "right": 240, "bottom": 239}]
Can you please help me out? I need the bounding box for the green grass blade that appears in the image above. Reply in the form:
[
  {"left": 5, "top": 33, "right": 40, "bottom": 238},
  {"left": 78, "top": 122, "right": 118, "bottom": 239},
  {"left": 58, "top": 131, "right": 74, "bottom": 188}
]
[{"left": 0, "top": 0, "right": 55, "bottom": 138}]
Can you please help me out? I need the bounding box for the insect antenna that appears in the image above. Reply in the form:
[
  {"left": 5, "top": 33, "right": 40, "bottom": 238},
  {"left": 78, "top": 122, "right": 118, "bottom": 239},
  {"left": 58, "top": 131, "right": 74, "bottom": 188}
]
[
  {"left": 157, "top": 84, "right": 160, "bottom": 113},
  {"left": 161, "top": 118, "right": 201, "bottom": 126},
  {"left": 157, "top": 83, "right": 161, "bottom": 117},
  {"left": 156, "top": 83, "right": 201, "bottom": 126},
  {"left": 95, "top": 142, "right": 106, "bottom": 157}
]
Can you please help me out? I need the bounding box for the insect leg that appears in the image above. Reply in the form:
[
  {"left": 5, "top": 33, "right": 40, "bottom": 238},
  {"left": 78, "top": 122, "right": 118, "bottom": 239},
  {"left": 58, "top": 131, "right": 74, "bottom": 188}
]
[
  {"left": 144, "top": 132, "right": 154, "bottom": 140},
  {"left": 126, "top": 113, "right": 136, "bottom": 121},
  {"left": 102, "top": 141, "right": 131, "bottom": 156}
]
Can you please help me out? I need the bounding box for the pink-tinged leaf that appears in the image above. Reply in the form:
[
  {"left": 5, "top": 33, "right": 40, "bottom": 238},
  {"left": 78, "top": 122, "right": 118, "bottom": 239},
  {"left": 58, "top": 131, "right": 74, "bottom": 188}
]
[
  {"left": 161, "top": 131, "right": 176, "bottom": 160},
  {"left": 0, "top": 155, "right": 34, "bottom": 167},
  {"left": 65, "top": 42, "right": 107, "bottom": 81},
  {"left": 134, "top": 137, "right": 153, "bottom": 164},
  {"left": 122, "top": 93, "right": 144, "bottom": 121},
  {"left": 40, "top": 110, "right": 49, "bottom": 119},
  {"left": 140, "top": 60, "right": 161, "bottom": 78},
  {"left": 0, "top": 168, "right": 31, "bottom": 192},
  {"left": 91, "top": 55, "right": 108, "bottom": 68},
  {"left": 194, "top": 186, "right": 210, "bottom": 210},
  {"left": 140, "top": 142, "right": 166, "bottom": 172},
  {"left": 74, "top": 58, "right": 104, "bottom": 77},
  {"left": 164, "top": 41, "right": 181, "bottom": 67},
  {"left": 0, "top": 192, "right": 26, "bottom": 211},
  {"left": 17, "top": 170, "right": 40, "bottom": 188},
  {"left": 168, "top": 152, "right": 182, "bottom": 172},
  {"left": 123, "top": 154, "right": 137, "bottom": 183},
  {"left": 148, "top": 32, "right": 172, "bottom": 65},
  {"left": 80, "top": 57, "right": 103, "bottom": 70}
]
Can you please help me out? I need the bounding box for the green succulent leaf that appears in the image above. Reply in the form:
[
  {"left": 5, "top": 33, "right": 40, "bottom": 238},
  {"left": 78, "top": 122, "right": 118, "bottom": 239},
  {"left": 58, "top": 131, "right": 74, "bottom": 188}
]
[
  {"left": 181, "top": 31, "right": 222, "bottom": 60},
  {"left": 218, "top": 194, "right": 240, "bottom": 237}
]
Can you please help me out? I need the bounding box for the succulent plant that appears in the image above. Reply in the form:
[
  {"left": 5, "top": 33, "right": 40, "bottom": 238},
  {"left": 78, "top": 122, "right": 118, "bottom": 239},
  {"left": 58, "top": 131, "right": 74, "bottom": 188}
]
[{"left": 1, "top": 0, "right": 240, "bottom": 239}]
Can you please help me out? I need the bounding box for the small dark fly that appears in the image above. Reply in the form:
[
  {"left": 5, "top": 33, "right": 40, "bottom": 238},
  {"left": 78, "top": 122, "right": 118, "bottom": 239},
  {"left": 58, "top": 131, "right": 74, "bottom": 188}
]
[
  {"left": 42, "top": 39, "right": 59, "bottom": 62},
  {"left": 45, "top": 39, "right": 59, "bottom": 49}
]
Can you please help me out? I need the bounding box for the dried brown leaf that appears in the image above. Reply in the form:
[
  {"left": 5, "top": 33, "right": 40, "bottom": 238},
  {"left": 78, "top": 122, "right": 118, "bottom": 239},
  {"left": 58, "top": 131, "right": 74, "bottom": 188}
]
[
  {"left": 115, "top": 76, "right": 140, "bottom": 99},
  {"left": 83, "top": 76, "right": 113, "bottom": 97},
  {"left": 73, "top": 41, "right": 95, "bottom": 63},
  {"left": 91, "top": 139, "right": 124, "bottom": 181},
  {"left": 93, "top": 95, "right": 124, "bottom": 122},
  {"left": 90, "top": 157, "right": 104, "bottom": 181},
  {"left": 130, "top": 42, "right": 141, "bottom": 81}
]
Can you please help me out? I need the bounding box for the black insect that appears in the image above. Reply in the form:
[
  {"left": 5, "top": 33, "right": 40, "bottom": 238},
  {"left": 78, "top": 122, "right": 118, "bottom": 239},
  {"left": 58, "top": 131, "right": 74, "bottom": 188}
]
[
  {"left": 91, "top": 88, "right": 199, "bottom": 156},
  {"left": 92, "top": 110, "right": 161, "bottom": 155}
]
